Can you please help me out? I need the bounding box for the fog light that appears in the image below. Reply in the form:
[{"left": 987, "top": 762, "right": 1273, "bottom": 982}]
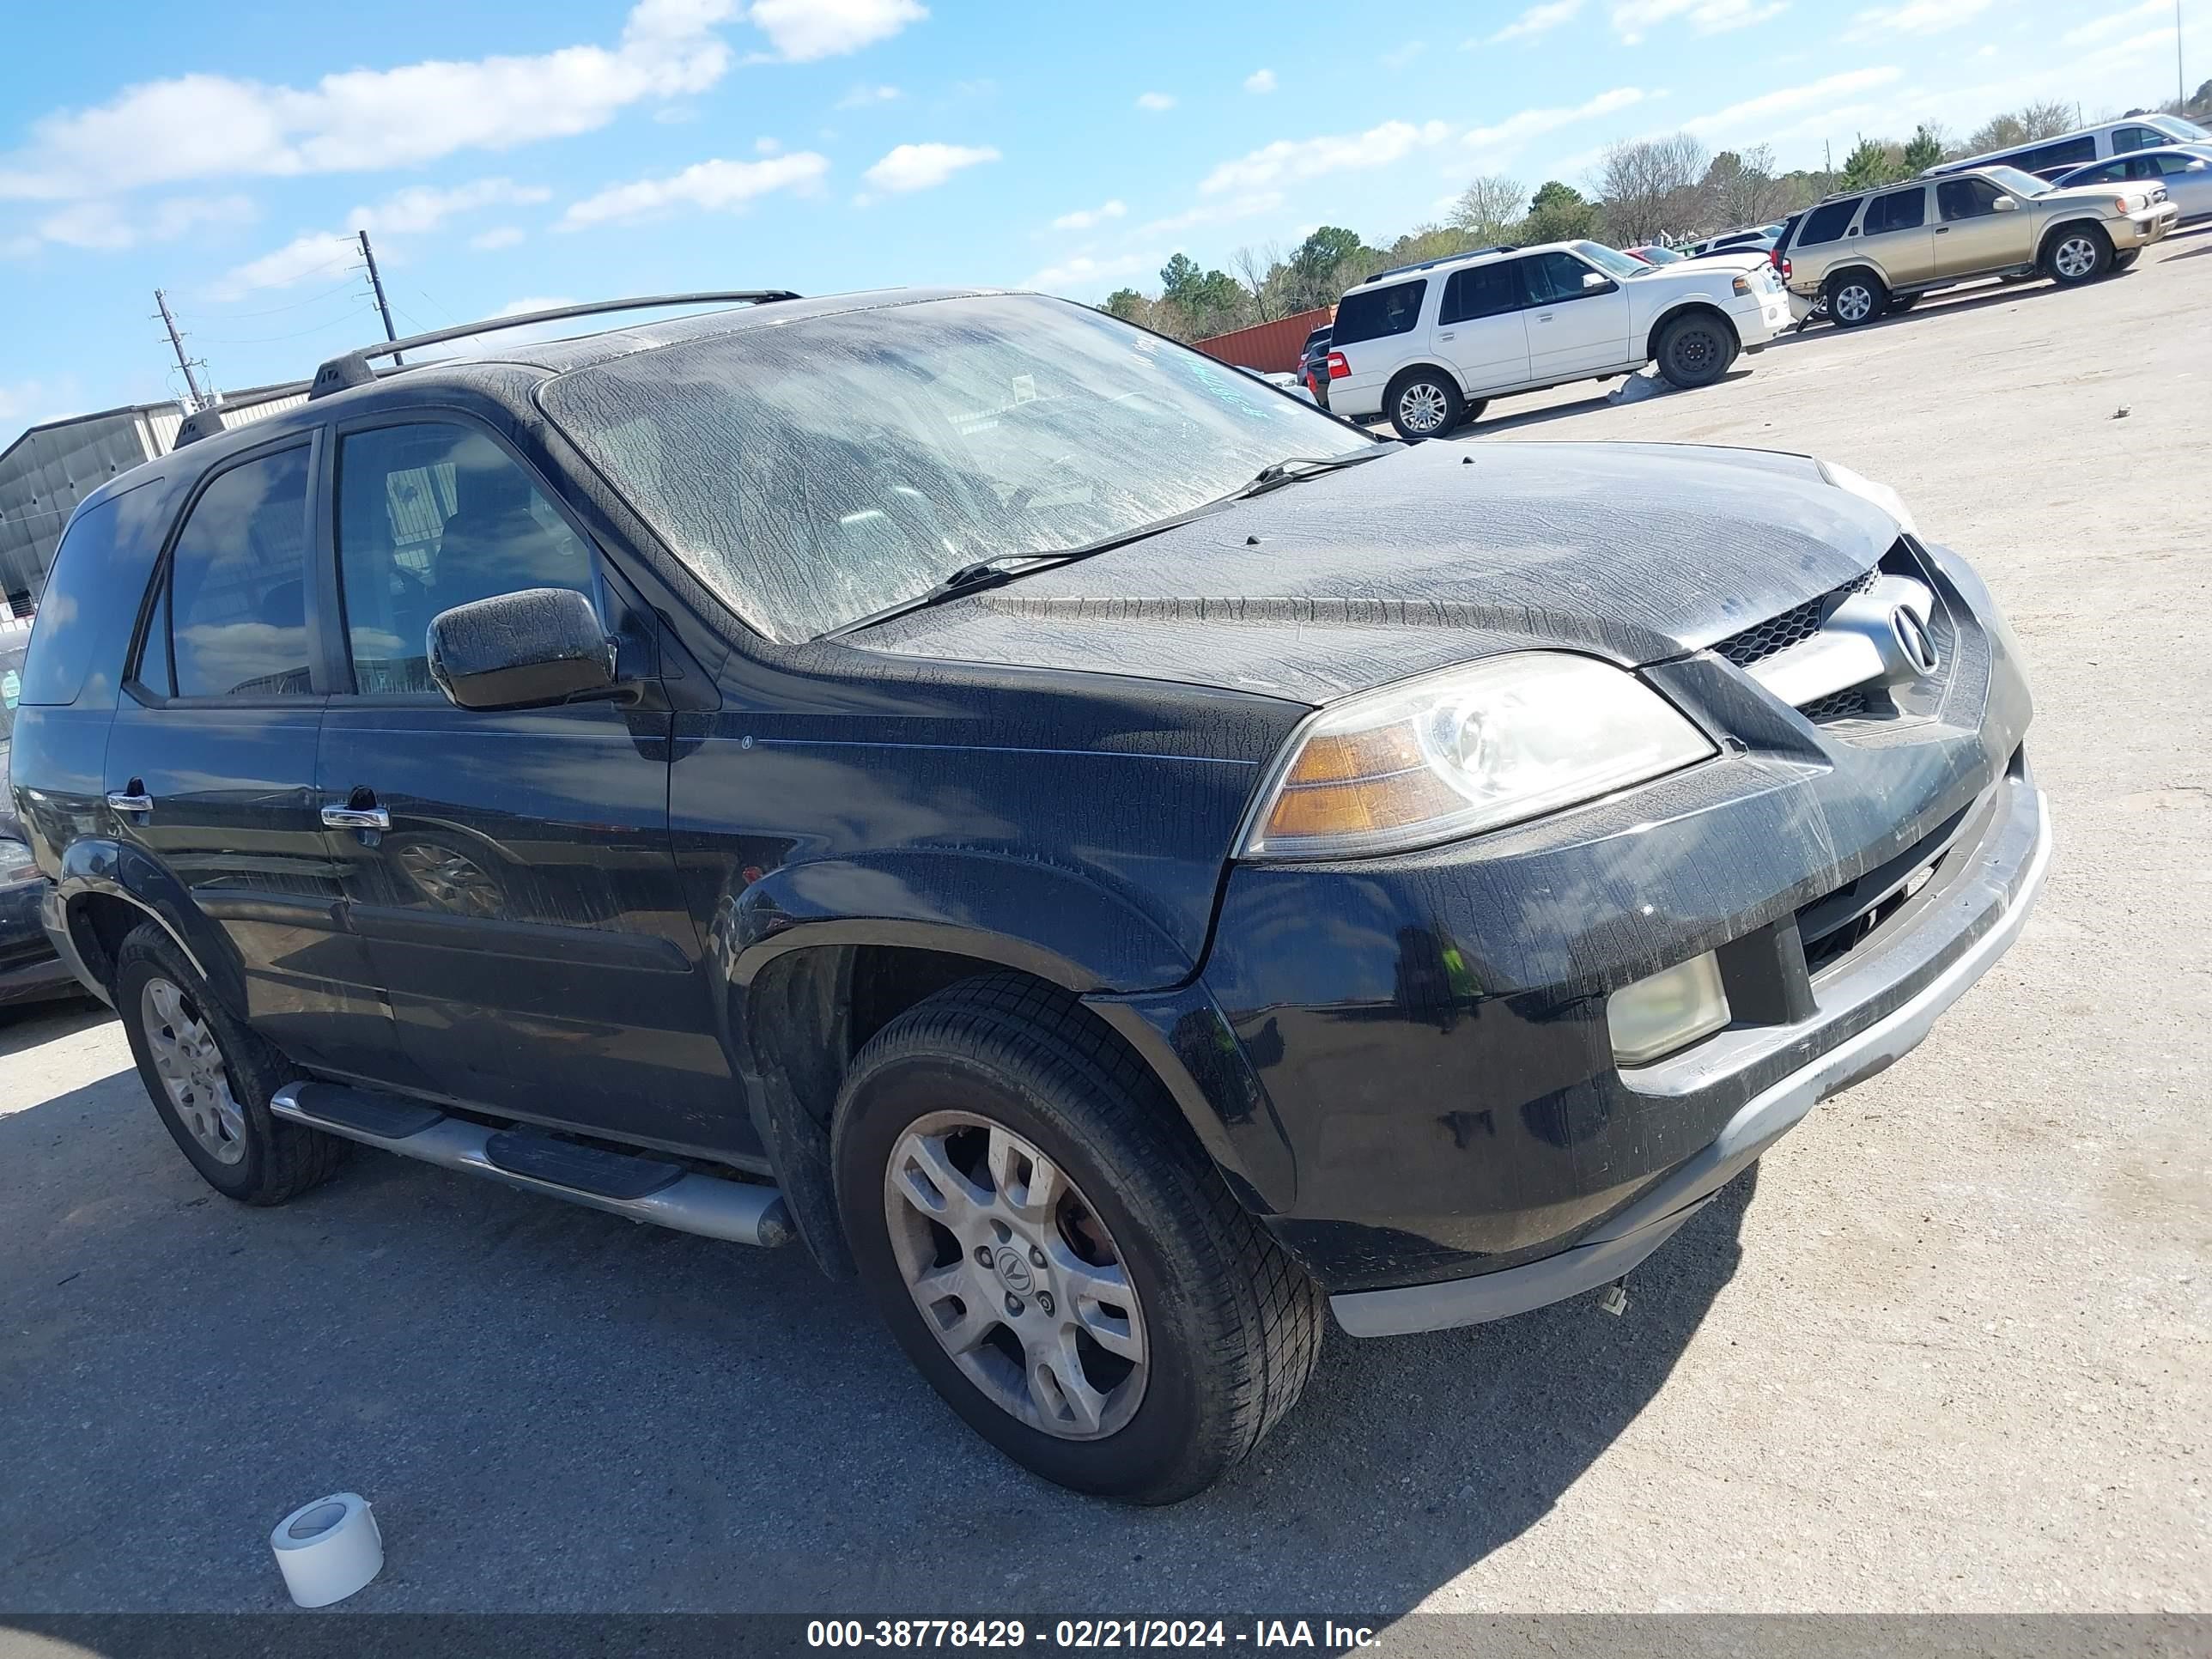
[{"left": 1609, "top": 951, "right": 1730, "bottom": 1067}]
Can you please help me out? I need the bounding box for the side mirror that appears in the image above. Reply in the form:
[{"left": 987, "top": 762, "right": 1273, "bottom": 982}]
[
  {"left": 1582, "top": 270, "right": 1613, "bottom": 291},
  {"left": 2188, "top": 159, "right": 2210, "bottom": 172},
  {"left": 426, "top": 587, "right": 617, "bottom": 711},
  {"left": 1991, "top": 195, "right": 2019, "bottom": 210}
]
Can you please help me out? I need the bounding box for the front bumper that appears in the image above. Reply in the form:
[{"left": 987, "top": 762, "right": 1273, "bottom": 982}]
[
  {"left": 1332, "top": 771, "right": 2049, "bottom": 1334},
  {"left": 2112, "top": 204, "right": 2178, "bottom": 248}
]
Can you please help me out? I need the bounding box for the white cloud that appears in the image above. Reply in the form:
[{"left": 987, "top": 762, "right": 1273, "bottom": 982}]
[
  {"left": 1463, "top": 87, "right": 1649, "bottom": 158},
  {"left": 861, "top": 142, "right": 1000, "bottom": 192},
  {"left": 2062, "top": 0, "right": 2167, "bottom": 47},
  {"left": 1845, "top": 0, "right": 1990, "bottom": 39},
  {"left": 1487, "top": 0, "right": 1584, "bottom": 42},
  {"left": 1244, "top": 69, "right": 1278, "bottom": 94},
  {"left": 756, "top": 136, "right": 782, "bottom": 154},
  {"left": 1681, "top": 66, "right": 1902, "bottom": 137},
  {"left": 0, "top": 0, "right": 736, "bottom": 202},
  {"left": 1201, "top": 119, "right": 1450, "bottom": 194},
  {"left": 1380, "top": 41, "right": 1427, "bottom": 70},
  {"left": 1138, "top": 191, "right": 1283, "bottom": 236},
  {"left": 470, "top": 226, "right": 526, "bottom": 251},
  {"left": 1024, "top": 252, "right": 1158, "bottom": 293},
  {"left": 210, "top": 233, "right": 360, "bottom": 300},
  {"left": 836, "top": 83, "right": 903, "bottom": 108},
  {"left": 747, "top": 0, "right": 927, "bottom": 61},
  {"left": 1611, "top": 0, "right": 1785, "bottom": 44},
  {"left": 348, "top": 179, "right": 550, "bottom": 235},
  {"left": 1136, "top": 91, "right": 1176, "bottom": 111},
  {"left": 1051, "top": 199, "right": 1127, "bottom": 230},
  {"left": 27, "top": 192, "right": 255, "bottom": 252},
  {"left": 558, "top": 151, "right": 830, "bottom": 227}
]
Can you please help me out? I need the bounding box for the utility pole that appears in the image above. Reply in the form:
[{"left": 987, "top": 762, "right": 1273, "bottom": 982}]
[
  {"left": 2181, "top": 0, "right": 2189, "bottom": 111},
  {"left": 357, "top": 230, "right": 403, "bottom": 364},
  {"left": 153, "top": 289, "right": 208, "bottom": 410}
]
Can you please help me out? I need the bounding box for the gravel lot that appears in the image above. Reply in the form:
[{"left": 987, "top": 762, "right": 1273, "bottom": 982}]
[{"left": 1, "top": 234, "right": 2206, "bottom": 1623}]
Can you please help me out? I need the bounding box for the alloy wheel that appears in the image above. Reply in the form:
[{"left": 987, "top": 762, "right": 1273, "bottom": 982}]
[
  {"left": 1835, "top": 283, "right": 1874, "bottom": 324},
  {"left": 2054, "top": 235, "right": 2099, "bottom": 280},
  {"left": 1396, "top": 382, "right": 1449, "bottom": 435},
  {"left": 883, "top": 1111, "right": 1148, "bottom": 1441},
  {"left": 141, "top": 977, "right": 247, "bottom": 1165}
]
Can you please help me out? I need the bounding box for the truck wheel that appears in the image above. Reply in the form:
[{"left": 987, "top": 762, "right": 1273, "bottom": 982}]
[
  {"left": 112, "top": 923, "right": 349, "bottom": 1205},
  {"left": 1826, "top": 270, "right": 1886, "bottom": 327},
  {"left": 1460, "top": 398, "right": 1490, "bottom": 429},
  {"left": 1655, "top": 312, "right": 1738, "bottom": 388},
  {"left": 833, "top": 973, "right": 1325, "bottom": 1504},
  {"left": 2046, "top": 225, "right": 2111, "bottom": 284},
  {"left": 1383, "top": 369, "right": 1463, "bottom": 441},
  {"left": 2112, "top": 249, "right": 2141, "bottom": 271}
]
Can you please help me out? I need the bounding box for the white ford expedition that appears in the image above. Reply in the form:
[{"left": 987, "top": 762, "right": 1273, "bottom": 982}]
[{"left": 1323, "top": 240, "right": 1791, "bottom": 440}]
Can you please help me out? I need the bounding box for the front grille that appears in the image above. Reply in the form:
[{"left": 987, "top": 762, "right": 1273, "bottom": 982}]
[
  {"left": 1800, "top": 688, "right": 1869, "bottom": 722},
  {"left": 1716, "top": 567, "right": 1878, "bottom": 670}
]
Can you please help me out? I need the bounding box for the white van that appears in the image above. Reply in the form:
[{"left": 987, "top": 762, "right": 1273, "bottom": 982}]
[
  {"left": 1926, "top": 112, "right": 2212, "bottom": 181},
  {"left": 1322, "top": 240, "right": 1790, "bottom": 440}
]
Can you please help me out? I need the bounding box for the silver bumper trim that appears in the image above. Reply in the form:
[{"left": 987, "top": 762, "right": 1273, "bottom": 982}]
[{"left": 1332, "top": 781, "right": 2052, "bottom": 1338}]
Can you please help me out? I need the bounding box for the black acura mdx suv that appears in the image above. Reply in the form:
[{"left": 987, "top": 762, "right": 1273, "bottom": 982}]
[{"left": 10, "top": 289, "right": 2048, "bottom": 1502}]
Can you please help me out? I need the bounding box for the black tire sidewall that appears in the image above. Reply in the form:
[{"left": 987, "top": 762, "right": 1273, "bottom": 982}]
[
  {"left": 836, "top": 1048, "right": 1222, "bottom": 1502},
  {"left": 1386, "top": 371, "right": 1462, "bottom": 442},
  {"left": 113, "top": 930, "right": 285, "bottom": 1201},
  {"left": 2048, "top": 225, "right": 2111, "bottom": 283}
]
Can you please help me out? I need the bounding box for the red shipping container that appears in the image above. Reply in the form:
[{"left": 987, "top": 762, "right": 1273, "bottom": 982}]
[{"left": 1188, "top": 306, "right": 1334, "bottom": 375}]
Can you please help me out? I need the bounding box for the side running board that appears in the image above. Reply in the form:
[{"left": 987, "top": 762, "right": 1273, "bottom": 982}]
[{"left": 270, "top": 1081, "right": 792, "bottom": 1248}]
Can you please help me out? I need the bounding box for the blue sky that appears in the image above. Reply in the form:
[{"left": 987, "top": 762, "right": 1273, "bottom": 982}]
[{"left": 0, "top": 0, "right": 2191, "bottom": 422}]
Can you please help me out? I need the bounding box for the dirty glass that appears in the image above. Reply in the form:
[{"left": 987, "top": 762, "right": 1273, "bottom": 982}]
[{"left": 539, "top": 295, "right": 1362, "bottom": 641}]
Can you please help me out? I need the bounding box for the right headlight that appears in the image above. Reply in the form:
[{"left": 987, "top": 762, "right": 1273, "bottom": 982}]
[{"left": 1238, "top": 653, "right": 1716, "bottom": 860}]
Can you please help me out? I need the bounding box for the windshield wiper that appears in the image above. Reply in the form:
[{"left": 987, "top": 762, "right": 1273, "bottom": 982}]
[
  {"left": 1235, "top": 444, "right": 1398, "bottom": 499},
  {"left": 821, "top": 444, "right": 1400, "bottom": 641}
]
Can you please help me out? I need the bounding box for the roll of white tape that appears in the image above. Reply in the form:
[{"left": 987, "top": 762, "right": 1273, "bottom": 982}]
[{"left": 270, "top": 1492, "right": 383, "bottom": 1608}]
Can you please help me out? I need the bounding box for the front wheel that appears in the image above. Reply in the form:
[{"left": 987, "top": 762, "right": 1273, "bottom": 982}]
[
  {"left": 834, "top": 975, "right": 1325, "bottom": 1504},
  {"left": 1655, "top": 312, "right": 1738, "bottom": 388},
  {"left": 1384, "top": 370, "right": 1464, "bottom": 441},
  {"left": 2046, "top": 225, "right": 2112, "bottom": 284},
  {"left": 2112, "top": 249, "right": 2141, "bottom": 271}
]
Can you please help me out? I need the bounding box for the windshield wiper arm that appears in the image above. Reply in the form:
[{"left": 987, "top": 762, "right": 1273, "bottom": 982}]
[{"left": 1234, "top": 443, "right": 1399, "bottom": 499}]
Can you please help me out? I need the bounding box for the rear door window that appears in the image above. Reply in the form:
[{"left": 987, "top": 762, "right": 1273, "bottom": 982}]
[
  {"left": 2113, "top": 125, "right": 2166, "bottom": 154},
  {"left": 159, "top": 447, "right": 315, "bottom": 700},
  {"left": 1863, "top": 188, "right": 1927, "bottom": 233},
  {"left": 1795, "top": 199, "right": 1861, "bottom": 246},
  {"left": 1330, "top": 280, "right": 1427, "bottom": 346},
  {"left": 1439, "top": 262, "right": 1518, "bottom": 323}
]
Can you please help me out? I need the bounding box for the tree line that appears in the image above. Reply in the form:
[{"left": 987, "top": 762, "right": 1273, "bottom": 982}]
[{"left": 1100, "top": 86, "right": 2212, "bottom": 343}]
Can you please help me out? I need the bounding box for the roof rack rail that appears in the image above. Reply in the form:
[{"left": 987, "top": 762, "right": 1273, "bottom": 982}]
[
  {"left": 1360, "top": 246, "right": 1517, "bottom": 285},
  {"left": 172, "top": 380, "right": 316, "bottom": 449},
  {"left": 306, "top": 290, "right": 800, "bottom": 400}
]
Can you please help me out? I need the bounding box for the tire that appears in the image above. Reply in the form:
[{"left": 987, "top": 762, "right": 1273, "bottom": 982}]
[
  {"left": 112, "top": 923, "right": 349, "bottom": 1205},
  {"left": 2112, "top": 249, "right": 2141, "bottom": 271},
  {"left": 1458, "top": 398, "right": 1490, "bottom": 429},
  {"left": 1826, "top": 269, "right": 1887, "bottom": 328},
  {"left": 1654, "top": 311, "right": 1738, "bottom": 389},
  {"left": 1886, "top": 293, "right": 1920, "bottom": 312},
  {"left": 2045, "top": 223, "right": 2112, "bottom": 285},
  {"left": 833, "top": 973, "right": 1325, "bottom": 1504},
  {"left": 1383, "top": 369, "right": 1463, "bottom": 442}
]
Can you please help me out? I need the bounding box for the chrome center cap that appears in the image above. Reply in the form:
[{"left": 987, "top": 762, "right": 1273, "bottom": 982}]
[{"left": 994, "top": 1246, "right": 1035, "bottom": 1294}]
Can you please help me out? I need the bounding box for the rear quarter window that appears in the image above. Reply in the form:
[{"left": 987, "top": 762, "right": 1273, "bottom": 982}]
[
  {"left": 1794, "top": 199, "right": 1861, "bottom": 247},
  {"left": 1331, "top": 280, "right": 1428, "bottom": 347},
  {"left": 15, "top": 477, "right": 168, "bottom": 708}
]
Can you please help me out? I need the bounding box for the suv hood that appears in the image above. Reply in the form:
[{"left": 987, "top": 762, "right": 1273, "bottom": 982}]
[{"left": 852, "top": 440, "right": 1902, "bottom": 704}]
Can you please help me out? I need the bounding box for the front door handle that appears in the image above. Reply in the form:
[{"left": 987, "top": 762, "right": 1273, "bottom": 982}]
[
  {"left": 321, "top": 804, "right": 391, "bottom": 831},
  {"left": 1436, "top": 331, "right": 1455, "bottom": 341},
  {"left": 1935, "top": 226, "right": 1949, "bottom": 233},
  {"left": 106, "top": 789, "right": 154, "bottom": 814}
]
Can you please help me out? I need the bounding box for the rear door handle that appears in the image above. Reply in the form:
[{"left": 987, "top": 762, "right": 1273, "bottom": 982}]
[
  {"left": 106, "top": 789, "right": 154, "bottom": 814},
  {"left": 321, "top": 804, "right": 391, "bottom": 831},
  {"left": 1437, "top": 331, "right": 1455, "bottom": 341},
  {"left": 1935, "top": 226, "right": 1949, "bottom": 233}
]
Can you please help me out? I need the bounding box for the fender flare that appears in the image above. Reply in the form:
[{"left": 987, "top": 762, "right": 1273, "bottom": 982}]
[
  {"left": 1644, "top": 298, "right": 1744, "bottom": 362},
  {"left": 51, "top": 839, "right": 242, "bottom": 1013}
]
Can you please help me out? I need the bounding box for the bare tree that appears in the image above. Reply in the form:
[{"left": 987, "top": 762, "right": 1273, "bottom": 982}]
[
  {"left": 1705, "top": 143, "right": 1790, "bottom": 229},
  {"left": 1449, "top": 173, "right": 1526, "bottom": 242},
  {"left": 1598, "top": 132, "right": 1711, "bottom": 245},
  {"left": 2019, "top": 98, "right": 2079, "bottom": 139},
  {"left": 1231, "top": 240, "right": 1291, "bottom": 323}
]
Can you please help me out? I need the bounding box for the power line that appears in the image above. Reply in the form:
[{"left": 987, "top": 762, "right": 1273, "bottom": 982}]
[
  {"left": 195, "top": 306, "right": 379, "bottom": 347},
  {"left": 216, "top": 274, "right": 373, "bottom": 319}
]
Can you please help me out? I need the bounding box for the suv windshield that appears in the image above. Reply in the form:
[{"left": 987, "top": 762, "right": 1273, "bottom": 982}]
[
  {"left": 1984, "top": 166, "right": 2053, "bottom": 198},
  {"left": 540, "top": 295, "right": 1364, "bottom": 641},
  {"left": 1574, "top": 242, "right": 1651, "bottom": 279}
]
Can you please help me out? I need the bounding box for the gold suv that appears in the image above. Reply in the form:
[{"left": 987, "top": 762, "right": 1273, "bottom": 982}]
[{"left": 1778, "top": 164, "right": 2178, "bottom": 326}]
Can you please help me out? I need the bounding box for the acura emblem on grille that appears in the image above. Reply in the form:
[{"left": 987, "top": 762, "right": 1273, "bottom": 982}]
[{"left": 1891, "top": 606, "right": 1939, "bottom": 677}]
